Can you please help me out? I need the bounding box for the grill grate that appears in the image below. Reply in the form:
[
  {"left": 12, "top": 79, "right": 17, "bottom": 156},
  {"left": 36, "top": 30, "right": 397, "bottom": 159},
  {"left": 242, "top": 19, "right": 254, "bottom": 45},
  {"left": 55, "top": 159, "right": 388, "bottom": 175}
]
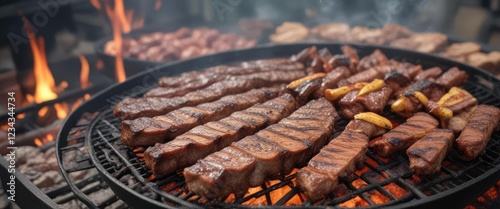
[
  {"left": 84, "top": 79, "right": 500, "bottom": 208},
  {"left": 55, "top": 44, "right": 500, "bottom": 209}
]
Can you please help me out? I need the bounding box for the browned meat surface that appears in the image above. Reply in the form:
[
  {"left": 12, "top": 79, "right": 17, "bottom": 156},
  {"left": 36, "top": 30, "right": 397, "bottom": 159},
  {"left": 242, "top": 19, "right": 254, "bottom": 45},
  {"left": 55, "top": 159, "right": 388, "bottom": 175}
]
[
  {"left": 310, "top": 23, "right": 350, "bottom": 41},
  {"left": 291, "top": 78, "right": 323, "bottom": 101},
  {"left": 391, "top": 61, "right": 422, "bottom": 79},
  {"left": 157, "top": 66, "right": 227, "bottom": 88},
  {"left": 145, "top": 74, "right": 221, "bottom": 98},
  {"left": 341, "top": 45, "right": 360, "bottom": 71},
  {"left": 184, "top": 99, "right": 337, "bottom": 199},
  {"left": 467, "top": 52, "right": 497, "bottom": 72},
  {"left": 345, "top": 119, "right": 388, "bottom": 138},
  {"left": 456, "top": 105, "right": 500, "bottom": 161},
  {"left": 356, "top": 49, "right": 388, "bottom": 72},
  {"left": 296, "top": 130, "right": 369, "bottom": 200},
  {"left": 381, "top": 23, "right": 413, "bottom": 43},
  {"left": 144, "top": 94, "right": 298, "bottom": 177},
  {"left": 384, "top": 71, "right": 411, "bottom": 90},
  {"left": 370, "top": 112, "right": 439, "bottom": 157},
  {"left": 339, "top": 87, "right": 393, "bottom": 119},
  {"left": 338, "top": 68, "right": 382, "bottom": 87},
  {"left": 439, "top": 42, "right": 481, "bottom": 59},
  {"left": 403, "top": 80, "right": 447, "bottom": 101},
  {"left": 121, "top": 87, "right": 281, "bottom": 147},
  {"left": 447, "top": 106, "right": 477, "bottom": 135},
  {"left": 390, "top": 33, "right": 447, "bottom": 53},
  {"left": 407, "top": 129, "right": 455, "bottom": 175},
  {"left": 435, "top": 67, "right": 468, "bottom": 89},
  {"left": 313, "top": 67, "right": 351, "bottom": 98},
  {"left": 414, "top": 67, "right": 443, "bottom": 81},
  {"left": 346, "top": 26, "right": 385, "bottom": 45},
  {"left": 114, "top": 70, "right": 306, "bottom": 120}
]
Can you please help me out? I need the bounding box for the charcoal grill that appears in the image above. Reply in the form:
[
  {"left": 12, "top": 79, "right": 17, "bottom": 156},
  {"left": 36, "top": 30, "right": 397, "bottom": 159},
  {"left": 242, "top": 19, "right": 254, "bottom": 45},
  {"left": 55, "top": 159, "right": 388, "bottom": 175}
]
[{"left": 56, "top": 43, "right": 500, "bottom": 209}]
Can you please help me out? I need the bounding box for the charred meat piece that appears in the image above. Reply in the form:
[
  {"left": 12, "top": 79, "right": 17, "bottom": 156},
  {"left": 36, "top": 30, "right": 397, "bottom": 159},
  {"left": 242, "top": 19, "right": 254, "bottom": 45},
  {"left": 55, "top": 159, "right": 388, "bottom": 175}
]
[
  {"left": 435, "top": 67, "right": 468, "bottom": 89},
  {"left": 356, "top": 49, "right": 388, "bottom": 73},
  {"left": 121, "top": 87, "right": 281, "bottom": 147},
  {"left": 403, "top": 79, "right": 447, "bottom": 101},
  {"left": 291, "top": 77, "right": 323, "bottom": 101},
  {"left": 384, "top": 71, "right": 411, "bottom": 90},
  {"left": 390, "top": 61, "right": 422, "bottom": 80},
  {"left": 184, "top": 99, "right": 337, "bottom": 199},
  {"left": 146, "top": 74, "right": 222, "bottom": 98},
  {"left": 438, "top": 87, "right": 477, "bottom": 114},
  {"left": 296, "top": 130, "right": 369, "bottom": 200},
  {"left": 407, "top": 129, "right": 454, "bottom": 175},
  {"left": 370, "top": 112, "right": 439, "bottom": 157},
  {"left": 158, "top": 61, "right": 304, "bottom": 88},
  {"left": 339, "top": 87, "right": 393, "bottom": 119},
  {"left": 313, "top": 67, "right": 351, "bottom": 98},
  {"left": 414, "top": 67, "right": 443, "bottom": 81},
  {"left": 114, "top": 70, "right": 306, "bottom": 120},
  {"left": 456, "top": 105, "right": 500, "bottom": 161},
  {"left": 144, "top": 94, "right": 298, "bottom": 177},
  {"left": 341, "top": 45, "right": 360, "bottom": 70}
]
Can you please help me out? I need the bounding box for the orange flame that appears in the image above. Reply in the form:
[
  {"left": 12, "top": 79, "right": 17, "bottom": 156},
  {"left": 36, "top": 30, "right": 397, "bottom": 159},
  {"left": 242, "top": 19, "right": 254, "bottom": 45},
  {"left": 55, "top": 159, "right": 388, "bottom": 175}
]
[
  {"left": 155, "top": 0, "right": 162, "bottom": 10},
  {"left": 90, "top": 0, "right": 101, "bottom": 9},
  {"left": 79, "top": 55, "right": 90, "bottom": 89},
  {"left": 34, "top": 133, "right": 55, "bottom": 147},
  {"left": 104, "top": 0, "right": 129, "bottom": 82}
]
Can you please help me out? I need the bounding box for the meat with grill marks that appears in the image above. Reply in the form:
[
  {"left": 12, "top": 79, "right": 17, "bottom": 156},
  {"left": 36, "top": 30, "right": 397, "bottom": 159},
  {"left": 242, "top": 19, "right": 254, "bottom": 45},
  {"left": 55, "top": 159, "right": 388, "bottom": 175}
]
[
  {"left": 456, "top": 105, "right": 500, "bottom": 161},
  {"left": 338, "top": 87, "right": 393, "bottom": 119},
  {"left": 121, "top": 87, "right": 282, "bottom": 147},
  {"left": 296, "top": 130, "right": 369, "bottom": 200},
  {"left": 114, "top": 70, "right": 306, "bottom": 120},
  {"left": 414, "top": 67, "right": 442, "bottom": 81},
  {"left": 435, "top": 67, "right": 468, "bottom": 89},
  {"left": 407, "top": 129, "right": 454, "bottom": 175},
  {"left": 144, "top": 94, "right": 298, "bottom": 177},
  {"left": 313, "top": 66, "right": 351, "bottom": 98},
  {"left": 157, "top": 59, "right": 303, "bottom": 88},
  {"left": 296, "top": 118, "right": 388, "bottom": 200},
  {"left": 184, "top": 98, "right": 337, "bottom": 199},
  {"left": 370, "top": 112, "right": 439, "bottom": 157}
]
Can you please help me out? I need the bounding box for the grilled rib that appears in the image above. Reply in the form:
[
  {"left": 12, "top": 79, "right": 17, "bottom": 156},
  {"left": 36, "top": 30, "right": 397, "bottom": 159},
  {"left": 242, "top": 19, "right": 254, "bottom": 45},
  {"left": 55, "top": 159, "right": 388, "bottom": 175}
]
[
  {"left": 150, "top": 62, "right": 305, "bottom": 97},
  {"left": 184, "top": 98, "right": 338, "bottom": 199},
  {"left": 370, "top": 112, "right": 439, "bottom": 157},
  {"left": 157, "top": 59, "right": 303, "bottom": 87},
  {"left": 296, "top": 130, "right": 369, "bottom": 200},
  {"left": 407, "top": 129, "right": 454, "bottom": 175},
  {"left": 144, "top": 94, "right": 298, "bottom": 177},
  {"left": 121, "top": 87, "right": 282, "bottom": 147},
  {"left": 114, "top": 70, "right": 306, "bottom": 120},
  {"left": 456, "top": 105, "right": 500, "bottom": 161}
]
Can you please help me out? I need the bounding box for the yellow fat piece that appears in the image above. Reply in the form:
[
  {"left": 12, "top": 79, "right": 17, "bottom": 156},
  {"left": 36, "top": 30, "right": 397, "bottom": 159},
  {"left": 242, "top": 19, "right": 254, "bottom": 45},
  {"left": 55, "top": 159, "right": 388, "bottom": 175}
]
[
  {"left": 358, "top": 79, "right": 385, "bottom": 96},
  {"left": 437, "top": 87, "right": 477, "bottom": 107},
  {"left": 354, "top": 112, "right": 393, "bottom": 130},
  {"left": 391, "top": 96, "right": 408, "bottom": 112},
  {"left": 288, "top": 73, "right": 326, "bottom": 89},
  {"left": 412, "top": 91, "right": 429, "bottom": 106}
]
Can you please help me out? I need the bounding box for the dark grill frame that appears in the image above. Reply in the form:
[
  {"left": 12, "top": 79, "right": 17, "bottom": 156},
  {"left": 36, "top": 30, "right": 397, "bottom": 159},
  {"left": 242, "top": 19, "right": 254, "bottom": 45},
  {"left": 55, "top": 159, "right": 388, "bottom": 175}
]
[{"left": 56, "top": 43, "right": 500, "bottom": 209}]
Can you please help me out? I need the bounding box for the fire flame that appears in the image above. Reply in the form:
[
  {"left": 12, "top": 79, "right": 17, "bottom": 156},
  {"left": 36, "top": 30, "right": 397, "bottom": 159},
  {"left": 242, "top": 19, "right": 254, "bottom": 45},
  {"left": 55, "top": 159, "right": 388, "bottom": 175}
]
[
  {"left": 79, "top": 55, "right": 90, "bottom": 89},
  {"left": 34, "top": 133, "right": 54, "bottom": 147},
  {"left": 104, "top": 0, "right": 130, "bottom": 82}
]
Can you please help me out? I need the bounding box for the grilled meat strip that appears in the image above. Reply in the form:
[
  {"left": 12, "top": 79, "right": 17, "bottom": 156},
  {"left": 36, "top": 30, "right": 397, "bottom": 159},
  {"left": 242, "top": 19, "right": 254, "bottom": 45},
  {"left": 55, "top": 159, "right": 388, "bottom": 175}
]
[
  {"left": 447, "top": 106, "right": 477, "bottom": 134},
  {"left": 144, "top": 94, "right": 298, "bottom": 177},
  {"left": 407, "top": 129, "right": 454, "bottom": 175},
  {"left": 158, "top": 59, "right": 303, "bottom": 87},
  {"left": 296, "top": 130, "right": 369, "bottom": 200},
  {"left": 313, "top": 66, "right": 352, "bottom": 98},
  {"left": 150, "top": 62, "right": 304, "bottom": 97},
  {"left": 414, "top": 67, "right": 443, "bottom": 81},
  {"left": 435, "top": 67, "right": 468, "bottom": 89},
  {"left": 345, "top": 118, "right": 389, "bottom": 138},
  {"left": 370, "top": 112, "right": 439, "bottom": 157},
  {"left": 114, "top": 70, "right": 306, "bottom": 120},
  {"left": 456, "top": 105, "right": 500, "bottom": 161},
  {"left": 339, "top": 87, "right": 393, "bottom": 119},
  {"left": 356, "top": 49, "right": 388, "bottom": 72},
  {"left": 121, "top": 87, "right": 282, "bottom": 147},
  {"left": 184, "top": 99, "right": 337, "bottom": 199}
]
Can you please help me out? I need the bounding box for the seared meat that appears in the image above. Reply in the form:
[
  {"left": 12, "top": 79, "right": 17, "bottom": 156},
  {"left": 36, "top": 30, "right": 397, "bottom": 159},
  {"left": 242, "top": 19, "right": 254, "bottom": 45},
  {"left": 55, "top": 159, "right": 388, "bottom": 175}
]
[
  {"left": 390, "top": 61, "right": 422, "bottom": 79},
  {"left": 356, "top": 49, "right": 388, "bottom": 73},
  {"left": 414, "top": 67, "right": 443, "bottom": 81},
  {"left": 403, "top": 80, "right": 447, "bottom": 101},
  {"left": 291, "top": 78, "right": 323, "bottom": 101},
  {"left": 313, "top": 67, "right": 351, "bottom": 98},
  {"left": 144, "top": 94, "right": 298, "bottom": 177},
  {"left": 370, "top": 112, "right": 439, "bottom": 157},
  {"left": 121, "top": 87, "right": 281, "bottom": 147},
  {"left": 345, "top": 118, "right": 389, "bottom": 138},
  {"left": 407, "top": 129, "right": 454, "bottom": 175},
  {"left": 341, "top": 45, "right": 360, "bottom": 71},
  {"left": 384, "top": 71, "right": 411, "bottom": 90},
  {"left": 346, "top": 26, "right": 385, "bottom": 45},
  {"left": 439, "top": 42, "right": 481, "bottom": 59},
  {"left": 381, "top": 23, "right": 413, "bottom": 43},
  {"left": 184, "top": 98, "right": 337, "bottom": 199},
  {"left": 114, "top": 70, "right": 306, "bottom": 120},
  {"left": 339, "top": 87, "right": 393, "bottom": 119},
  {"left": 145, "top": 74, "right": 222, "bottom": 98},
  {"left": 456, "top": 105, "right": 500, "bottom": 161},
  {"left": 310, "top": 23, "right": 350, "bottom": 41},
  {"left": 338, "top": 68, "right": 382, "bottom": 87},
  {"left": 390, "top": 33, "right": 447, "bottom": 53},
  {"left": 296, "top": 130, "right": 369, "bottom": 200},
  {"left": 157, "top": 60, "right": 303, "bottom": 88},
  {"left": 435, "top": 67, "right": 468, "bottom": 89}
]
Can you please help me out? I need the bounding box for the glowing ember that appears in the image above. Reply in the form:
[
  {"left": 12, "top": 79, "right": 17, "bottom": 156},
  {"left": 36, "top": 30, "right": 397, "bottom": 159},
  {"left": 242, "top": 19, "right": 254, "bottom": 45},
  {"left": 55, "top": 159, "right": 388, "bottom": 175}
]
[
  {"left": 79, "top": 55, "right": 90, "bottom": 89},
  {"left": 103, "top": 0, "right": 130, "bottom": 82},
  {"left": 34, "top": 133, "right": 55, "bottom": 147}
]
